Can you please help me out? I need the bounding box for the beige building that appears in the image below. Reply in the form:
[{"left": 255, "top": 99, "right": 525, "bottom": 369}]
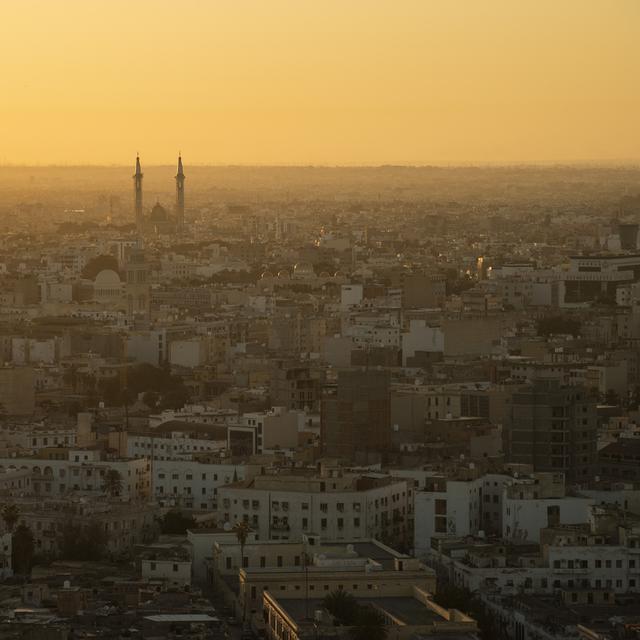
[
  {"left": 263, "top": 586, "right": 478, "bottom": 640},
  {"left": 0, "top": 366, "right": 35, "bottom": 415},
  {"left": 217, "top": 468, "right": 410, "bottom": 548}
]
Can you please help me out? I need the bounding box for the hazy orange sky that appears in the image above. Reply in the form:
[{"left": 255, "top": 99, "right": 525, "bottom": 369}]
[{"left": 1, "top": 0, "right": 638, "bottom": 166}]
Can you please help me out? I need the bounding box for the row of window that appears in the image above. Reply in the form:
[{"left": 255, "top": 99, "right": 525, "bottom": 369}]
[{"left": 553, "top": 558, "right": 638, "bottom": 569}]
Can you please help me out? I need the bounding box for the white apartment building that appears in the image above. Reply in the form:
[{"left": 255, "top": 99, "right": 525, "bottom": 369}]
[
  {"left": 429, "top": 514, "right": 640, "bottom": 598},
  {"left": 154, "top": 459, "right": 250, "bottom": 510},
  {"left": 217, "top": 472, "right": 410, "bottom": 547},
  {"left": 414, "top": 473, "right": 511, "bottom": 556},
  {"left": 127, "top": 431, "right": 227, "bottom": 461},
  {"left": 0, "top": 426, "right": 76, "bottom": 452},
  {"left": 415, "top": 471, "right": 595, "bottom": 556},
  {"left": 0, "top": 450, "right": 150, "bottom": 500},
  {"left": 148, "top": 406, "right": 238, "bottom": 429},
  {"left": 141, "top": 557, "right": 192, "bottom": 587}
]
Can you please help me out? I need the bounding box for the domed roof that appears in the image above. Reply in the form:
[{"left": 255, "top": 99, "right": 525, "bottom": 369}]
[
  {"left": 261, "top": 271, "right": 274, "bottom": 279},
  {"left": 94, "top": 269, "right": 121, "bottom": 285},
  {"left": 150, "top": 201, "right": 169, "bottom": 222},
  {"left": 277, "top": 270, "right": 290, "bottom": 278}
]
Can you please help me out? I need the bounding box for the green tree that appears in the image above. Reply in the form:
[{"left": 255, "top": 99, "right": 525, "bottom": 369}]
[
  {"left": 536, "top": 316, "right": 581, "bottom": 338},
  {"left": 233, "top": 520, "right": 251, "bottom": 621},
  {"left": 323, "top": 590, "right": 360, "bottom": 625},
  {"left": 1, "top": 504, "right": 20, "bottom": 533},
  {"left": 59, "top": 522, "right": 109, "bottom": 561},
  {"left": 103, "top": 469, "right": 123, "bottom": 497},
  {"left": 350, "top": 606, "right": 388, "bottom": 640},
  {"left": 142, "top": 391, "right": 160, "bottom": 410},
  {"left": 160, "top": 510, "right": 197, "bottom": 535},
  {"left": 12, "top": 523, "right": 35, "bottom": 574}
]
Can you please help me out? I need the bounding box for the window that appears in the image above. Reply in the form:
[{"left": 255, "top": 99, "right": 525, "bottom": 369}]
[
  {"left": 321, "top": 519, "right": 327, "bottom": 530},
  {"left": 277, "top": 556, "right": 283, "bottom": 567},
  {"left": 173, "top": 564, "right": 179, "bottom": 572}
]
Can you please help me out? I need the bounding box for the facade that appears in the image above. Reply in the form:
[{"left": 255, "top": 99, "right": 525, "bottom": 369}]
[
  {"left": 0, "top": 366, "right": 36, "bottom": 415},
  {"left": 217, "top": 471, "right": 410, "bottom": 547},
  {"left": 153, "top": 459, "right": 249, "bottom": 510},
  {"left": 0, "top": 451, "right": 150, "bottom": 500},
  {"left": 503, "top": 379, "right": 597, "bottom": 481},
  {"left": 321, "top": 369, "right": 391, "bottom": 461}
]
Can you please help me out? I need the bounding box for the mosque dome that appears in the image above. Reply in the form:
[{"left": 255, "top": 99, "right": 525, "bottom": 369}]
[
  {"left": 94, "top": 269, "right": 121, "bottom": 286},
  {"left": 277, "top": 270, "right": 290, "bottom": 278},
  {"left": 261, "top": 271, "right": 274, "bottom": 279},
  {"left": 149, "top": 201, "right": 169, "bottom": 222}
]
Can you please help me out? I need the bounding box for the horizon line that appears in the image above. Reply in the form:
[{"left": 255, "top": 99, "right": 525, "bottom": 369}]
[{"left": 1, "top": 159, "right": 640, "bottom": 170}]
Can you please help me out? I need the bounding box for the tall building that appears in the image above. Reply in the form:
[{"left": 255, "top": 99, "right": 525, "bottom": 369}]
[
  {"left": 270, "top": 361, "right": 322, "bottom": 411},
  {"left": 503, "top": 379, "right": 597, "bottom": 480},
  {"left": 124, "top": 248, "right": 150, "bottom": 317},
  {"left": 133, "top": 154, "right": 143, "bottom": 232},
  {"left": 321, "top": 369, "right": 391, "bottom": 462},
  {"left": 0, "top": 366, "right": 35, "bottom": 415},
  {"left": 175, "top": 155, "right": 185, "bottom": 229}
]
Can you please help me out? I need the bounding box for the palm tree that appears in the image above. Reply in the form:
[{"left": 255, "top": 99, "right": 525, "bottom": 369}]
[
  {"left": 1, "top": 504, "right": 20, "bottom": 533},
  {"left": 323, "top": 590, "right": 359, "bottom": 625},
  {"left": 233, "top": 520, "right": 251, "bottom": 622},
  {"left": 103, "top": 469, "right": 123, "bottom": 497},
  {"left": 349, "top": 606, "right": 388, "bottom": 640},
  {"left": 12, "top": 523, "right": 35, "bottom": 575}
]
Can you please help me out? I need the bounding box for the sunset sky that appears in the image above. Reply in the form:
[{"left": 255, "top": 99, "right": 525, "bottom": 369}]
[{"left": 1, "top": 0, "right": 638, "bottom": 166}]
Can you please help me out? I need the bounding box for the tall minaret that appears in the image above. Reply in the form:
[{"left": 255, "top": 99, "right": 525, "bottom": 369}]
[
  {"left": 133, "top": 154, "right": 144, "bottom": 233},
  {"left": 175, "top": 155, "right": 185, "bottom": 230}
]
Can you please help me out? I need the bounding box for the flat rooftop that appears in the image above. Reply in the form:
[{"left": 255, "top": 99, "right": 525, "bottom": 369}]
[{"left": 276, "top": 596, "right": 444, "bottom": 627}]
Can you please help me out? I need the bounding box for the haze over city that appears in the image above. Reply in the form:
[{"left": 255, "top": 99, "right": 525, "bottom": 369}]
[{"left": 2, "top": 3, "right": 640, "bottom": 640}]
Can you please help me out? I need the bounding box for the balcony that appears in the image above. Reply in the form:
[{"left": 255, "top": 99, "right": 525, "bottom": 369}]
[{"left": 272, "top": 522, "right": 290, "bottom": 531}]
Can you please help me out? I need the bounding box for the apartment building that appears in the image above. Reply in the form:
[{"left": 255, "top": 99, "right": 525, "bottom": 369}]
[
  {"left": 217, "top": 469, "right": 410, "bottom": 547},
  {"left": 154, "top": 459, "right": 251, "bottom": 510},
  {"left": 0, "top": 449, "right": 150, "bottom": 500}
]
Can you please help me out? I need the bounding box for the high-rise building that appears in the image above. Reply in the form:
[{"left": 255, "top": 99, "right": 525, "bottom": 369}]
[
  {"left": 503, "top": 379, "right": 597, "bottom": 480},
  {"left": 0, "top": 366, "right": 35, "bottom": 415},
  {"left": 175, "top": 155, "right": 185, "bottom": 229},
  {"left": 321, "top": 369, "right": 391, "bottom": 462},
  {"left": 133, "top": 154, "right": 143, "bottom": 233}
]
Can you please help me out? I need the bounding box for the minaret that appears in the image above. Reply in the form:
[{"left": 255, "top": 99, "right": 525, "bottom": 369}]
[
  {"left": 175, "top": 155, "right": 185, "bottom": 230},
  {"left": 133, "top": 154, "right": 144, "bottom": 233}
]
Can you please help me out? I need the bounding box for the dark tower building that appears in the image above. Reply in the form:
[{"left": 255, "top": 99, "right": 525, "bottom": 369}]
[
  {"left": 321, "top": 369, "right": 391, "bottom": 463},
  {"left": 503, "top": 379, "right": 597, "bottom": 481},
  {"left": 133, "top": 155, "right": 143, "bottom": 232},
  {"left": 175, "top": 155, "right": 185, "bottom": 230}
]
